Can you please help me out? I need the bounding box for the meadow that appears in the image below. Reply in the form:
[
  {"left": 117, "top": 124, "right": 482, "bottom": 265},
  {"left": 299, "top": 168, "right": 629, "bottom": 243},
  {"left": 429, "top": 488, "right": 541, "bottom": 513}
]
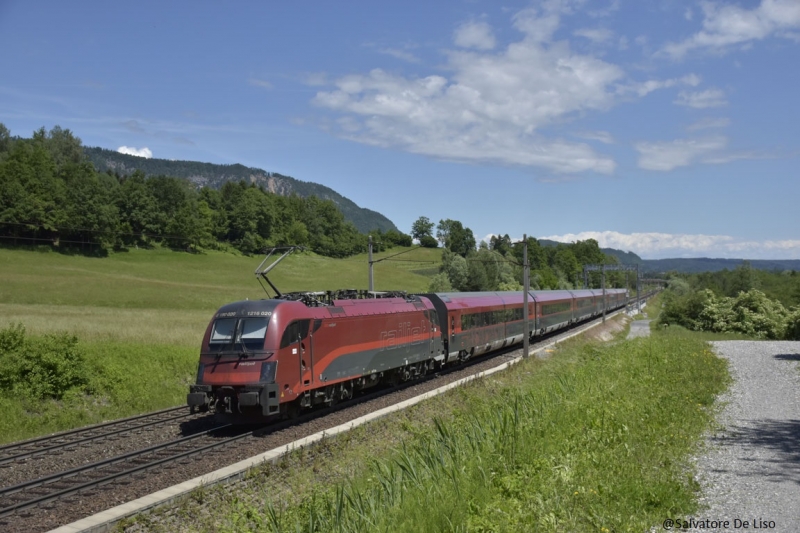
[{"left": 0, "top": 245, "right": 440, "bottom": 443}]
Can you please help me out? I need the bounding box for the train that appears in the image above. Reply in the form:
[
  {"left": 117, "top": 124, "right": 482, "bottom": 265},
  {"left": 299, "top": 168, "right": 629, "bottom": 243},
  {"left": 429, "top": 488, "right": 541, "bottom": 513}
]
[{"left": 187, "top": 287, "right": 629, "bottom": 422}]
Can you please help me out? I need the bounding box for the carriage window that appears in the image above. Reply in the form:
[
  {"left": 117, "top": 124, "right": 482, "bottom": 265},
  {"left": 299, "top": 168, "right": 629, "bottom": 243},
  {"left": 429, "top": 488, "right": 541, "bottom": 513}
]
[{"left": 542, "top": 302, "right": 571, "bottom": 315}]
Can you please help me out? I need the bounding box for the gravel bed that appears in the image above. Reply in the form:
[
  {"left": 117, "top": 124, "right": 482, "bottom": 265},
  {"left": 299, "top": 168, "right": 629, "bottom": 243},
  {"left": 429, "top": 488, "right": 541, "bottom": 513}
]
[
  {"left": 2, "top": 314, "right": 621, "bottom": 533},
  {"left": 0, "top": 414, "right": 217, "bottom": 492},
  {"left": 685, "top": 341, "right": 800, "bottom": 532}
]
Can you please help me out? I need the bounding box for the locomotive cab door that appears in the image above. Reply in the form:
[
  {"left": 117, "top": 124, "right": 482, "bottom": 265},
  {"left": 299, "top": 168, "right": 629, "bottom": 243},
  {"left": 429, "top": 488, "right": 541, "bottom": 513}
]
[
  {"left": 298, "top": 320, "right": 313, "bottom": 387},
  {"left": 282, "top": 320, "right": 312, "bottom": 389}
]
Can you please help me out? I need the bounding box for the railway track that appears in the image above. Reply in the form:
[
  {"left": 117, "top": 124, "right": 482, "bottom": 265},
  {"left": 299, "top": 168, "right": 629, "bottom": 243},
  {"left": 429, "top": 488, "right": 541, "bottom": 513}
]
[
  {"left": 0, "top": 406, "right": 193, "bottom": 466},
  {"left": 0, "top": 422, "right": 245, "bottom": 519}
]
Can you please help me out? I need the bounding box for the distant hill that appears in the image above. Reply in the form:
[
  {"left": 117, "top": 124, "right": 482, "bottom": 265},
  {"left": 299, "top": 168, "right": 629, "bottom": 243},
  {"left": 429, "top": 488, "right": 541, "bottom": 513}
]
[
  {"left": 639, "top": 258, "right": 800, "bottom": 274},
  {"left": 538, "top": 238, "right": 643, "bottom": 265},
  {"left": 84, "top": 147, "right": 398, "bottom": 234},
  {"left": 539, "top": 238, "right": 800, "bottom": 273}
]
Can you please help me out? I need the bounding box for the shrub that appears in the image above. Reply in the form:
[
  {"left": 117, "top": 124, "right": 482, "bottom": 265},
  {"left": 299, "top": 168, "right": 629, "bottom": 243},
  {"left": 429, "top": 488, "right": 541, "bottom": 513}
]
[
  {"left": 660, "top": 288, "right": 791, "bottom": 340},
  {"left": 419, "top": 235, "right": 438, "bottom": 248},
  {"left": 785, "top": 308, "right": 800, "bottom": 340},
  {"left": 0, "top": 323, "right": 91, "bottom": 400}
]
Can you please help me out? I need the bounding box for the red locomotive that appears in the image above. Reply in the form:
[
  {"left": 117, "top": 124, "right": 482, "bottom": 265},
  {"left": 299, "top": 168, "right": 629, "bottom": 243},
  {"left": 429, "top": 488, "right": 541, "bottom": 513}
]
[{"left": 187, "top": 287, "right": 628, "bottom": 422}]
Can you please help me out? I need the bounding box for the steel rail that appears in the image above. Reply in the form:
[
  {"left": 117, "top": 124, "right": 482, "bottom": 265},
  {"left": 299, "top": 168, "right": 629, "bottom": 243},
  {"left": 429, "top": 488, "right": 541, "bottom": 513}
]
[
  {"left": 0, "top": 406, "right": 187, "bottom": 456},
  {"left": 0, "top": 423, "right": 234, "bottom": 518},
  {"left": 0, "top": 410, "right": 195, "bottom": 466}
]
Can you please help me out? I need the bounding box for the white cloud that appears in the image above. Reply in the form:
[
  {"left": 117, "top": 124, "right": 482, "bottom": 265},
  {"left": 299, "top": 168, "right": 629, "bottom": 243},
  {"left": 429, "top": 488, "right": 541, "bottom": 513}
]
[
  {"left": 619, "top": 74, "right": 700, "bottom": 98},
  {"left": 454, "top": 21, "right": 496, "bottom": 50},
  {"left": 574, "top": 27, "right": 614, "bottom": 44},
  {"left": 541, "top": 230, "right": 800, "bottom": 259},
  {"left": 574, "top": 130, "right": 614, "bottom": 144},
  {"left": 249, "top": 78, "right": 273, "bottom": 89},
  {"left": 674, "top": 88, "right": 727, "bottom": 108},
  {"left": 687, "top": 117, "right": 731, "bottom": 130},
  {"left": 662, "top": 0, "right": 800, "bottom": 59},
  {"left": 315, "top": 4, "right": 694, "bottom": 174},
  {"left": 634, "top": 136, "right": 727, "bottom": 171},
  {"left": 117, "top": 146, "right": 152, "bottom": 158},
  {"left": 587, "top": 0, "right": 620, "bottom": 18},
  {"left": 379, "top": 48, "right": 420, "bottom": 63}
]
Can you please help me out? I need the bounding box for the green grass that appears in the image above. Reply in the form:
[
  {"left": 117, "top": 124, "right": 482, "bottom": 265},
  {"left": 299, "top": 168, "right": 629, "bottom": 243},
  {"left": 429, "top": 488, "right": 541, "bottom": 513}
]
[
  {"left": 0, "top": 245, "right": 441, "bottom": 443},
  {"left": 137, "top": 323, "right": 730, "bottom": 533},
  {"left": 0, "top": 245, "right": 436, "bottom": 310},
  {"left": 0, "top": 341, "right": 197, "bottom": 443}
]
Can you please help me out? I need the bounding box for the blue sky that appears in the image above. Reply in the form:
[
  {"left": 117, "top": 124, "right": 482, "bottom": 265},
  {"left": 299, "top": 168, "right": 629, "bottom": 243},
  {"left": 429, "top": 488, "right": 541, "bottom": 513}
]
[{"left": 1, "top": 0, "right": 798, "bottom": 259}]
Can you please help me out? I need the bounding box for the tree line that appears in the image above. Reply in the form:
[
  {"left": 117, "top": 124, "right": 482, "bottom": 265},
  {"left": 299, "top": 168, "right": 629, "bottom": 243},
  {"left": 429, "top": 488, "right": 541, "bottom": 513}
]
[
  {"left": 410, "top": 216, "right": 631, "bottom": 292},
  {"left": 0, "top": 124, "right": 411, "bottom": 256},
  {"left": 658, "top": 264, "right": 800, "bottom": 339}
]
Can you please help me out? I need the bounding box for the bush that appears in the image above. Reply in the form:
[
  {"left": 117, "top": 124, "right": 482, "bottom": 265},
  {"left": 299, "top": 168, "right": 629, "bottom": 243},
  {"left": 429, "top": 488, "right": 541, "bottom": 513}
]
[
  {"left": 784, "top": 308, "right": 800, "bottom": 340},
  {"left": 419, "top": 235, "right": 438, "bottom": 248},
  {"left": 0, "top": 323, "right": 91, "bottom": 400},
  {"left": 659, "top": 289, "right": 791, "bottom": 340}
]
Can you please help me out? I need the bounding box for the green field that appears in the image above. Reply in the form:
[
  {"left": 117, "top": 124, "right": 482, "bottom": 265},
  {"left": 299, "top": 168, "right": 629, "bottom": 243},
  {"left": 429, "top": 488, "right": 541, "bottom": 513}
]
[{"left": 0, "top": 245, "right": 441, "bottom": 443}]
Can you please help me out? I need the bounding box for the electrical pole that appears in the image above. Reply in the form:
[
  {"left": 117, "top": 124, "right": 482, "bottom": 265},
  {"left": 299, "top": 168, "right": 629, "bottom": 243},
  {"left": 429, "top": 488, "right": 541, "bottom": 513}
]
[
  {"left": 368, "top": 235, "right": 374, "bottom": 293},
  {"left": 602, "top": 265, "right": 606, "bottom": 323},
  {"left": 523, "top": 234, "right": 530, "bottom": 359}
]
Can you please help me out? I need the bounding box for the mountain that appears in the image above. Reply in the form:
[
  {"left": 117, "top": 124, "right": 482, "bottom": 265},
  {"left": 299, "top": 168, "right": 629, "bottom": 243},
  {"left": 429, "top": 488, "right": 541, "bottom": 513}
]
[
  {"left": 84, "top": 147, "right": 398, "bottom": 234},
  {"left": 539, "top": 238, "right": 800, "bottom": 273},
  {"left": 639, "top": 258, "right": 800, "bottom": 274},
  {"left": 538, "top": 238, "right": 643, "bottom": 265}
]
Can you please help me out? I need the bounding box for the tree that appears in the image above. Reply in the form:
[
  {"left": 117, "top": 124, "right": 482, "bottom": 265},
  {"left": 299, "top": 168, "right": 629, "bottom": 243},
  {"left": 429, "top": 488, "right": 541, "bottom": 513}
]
[
  {"left": 428, "top": 273, "right": 453, "bottom": 292},
  {"left": 61, "top": 161, "right": 119, "bottom": 250},
  {"left": 45, "top": 126, "right": 85, "bottom": 168},
  {"left": 411, "top": 216, "right": 435, "bottom": 243},
  {"left": 0, "top": 123, "right": 10, "bottom": 155},
  {"left": 383, "top": 229, "right": 413, "bottom": 247},
  {"left": 441, "top": 249, "right": 469, "bottom": 291},
  {"left": 116, "top": 171, "right": 159, "bottom": 243},
  {"left": 489, "top": 234, "right": 512, "bottom": 256},
  {"left": 553, "top": 247, "right": 580, "bottom": 286},
  {"left": 0, "top": 139, "right": 65, "bottom": 243},
  {"left": 437, "top": 219, "right": 476, "bottom": 257}
]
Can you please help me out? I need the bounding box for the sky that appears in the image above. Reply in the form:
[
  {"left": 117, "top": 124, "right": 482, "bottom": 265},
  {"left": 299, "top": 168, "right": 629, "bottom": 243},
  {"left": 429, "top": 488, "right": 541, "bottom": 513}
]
[{"left": 1, "top": 0, "right": 798, "bottom": 260}]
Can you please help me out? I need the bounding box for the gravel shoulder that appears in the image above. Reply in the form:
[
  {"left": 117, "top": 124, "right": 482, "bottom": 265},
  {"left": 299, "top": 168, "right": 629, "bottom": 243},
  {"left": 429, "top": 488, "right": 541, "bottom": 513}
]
[
  {"left": 688, "top": 341, "right": 800, "bottom": 532},
  {"left": 627, "top": 319, "right": 652, "bottom": 339}
]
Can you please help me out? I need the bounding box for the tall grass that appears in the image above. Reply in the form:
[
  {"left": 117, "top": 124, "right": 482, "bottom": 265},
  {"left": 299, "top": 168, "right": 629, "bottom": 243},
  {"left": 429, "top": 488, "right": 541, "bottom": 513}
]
[
  {"left": 0, "top": 338, "right": 197, "bottom": 443},
  {"left": 220, "top": 330, "right": 729, "bottom": 533}
]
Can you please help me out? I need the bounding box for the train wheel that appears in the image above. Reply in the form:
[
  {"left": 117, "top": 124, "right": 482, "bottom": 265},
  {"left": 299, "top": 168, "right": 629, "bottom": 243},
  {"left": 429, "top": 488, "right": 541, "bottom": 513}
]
[{"left": 285, "top": 401, "right": 301, "bottom": 420}]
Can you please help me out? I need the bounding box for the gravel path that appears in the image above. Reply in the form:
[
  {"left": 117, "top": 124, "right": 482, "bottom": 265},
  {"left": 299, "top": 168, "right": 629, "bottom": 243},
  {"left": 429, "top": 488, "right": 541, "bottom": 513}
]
[
  {"left": 686, "top": 341, "right": 800, "bottom": 532},
  {"left": 627, "top": 319, "right": 652, "bottom": 339}
]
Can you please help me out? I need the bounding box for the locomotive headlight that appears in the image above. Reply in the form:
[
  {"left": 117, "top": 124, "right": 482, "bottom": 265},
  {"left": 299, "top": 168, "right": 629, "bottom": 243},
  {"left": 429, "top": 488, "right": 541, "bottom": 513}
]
[
  {"left": 195, "top": 363, "right": 205, "bottom": 384},
  {"left": 260, "top": 361, "right": 277, "bottom": 383}
]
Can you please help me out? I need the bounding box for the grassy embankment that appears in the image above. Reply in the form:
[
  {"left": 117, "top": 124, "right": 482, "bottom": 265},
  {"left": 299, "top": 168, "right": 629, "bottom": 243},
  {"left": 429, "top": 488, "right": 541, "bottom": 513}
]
[
  {"left": 0, "top": 245, "right": 441, "bottom": 443},
  {"left": 128, "top": 317, "right": 730, "bottom": 533}
]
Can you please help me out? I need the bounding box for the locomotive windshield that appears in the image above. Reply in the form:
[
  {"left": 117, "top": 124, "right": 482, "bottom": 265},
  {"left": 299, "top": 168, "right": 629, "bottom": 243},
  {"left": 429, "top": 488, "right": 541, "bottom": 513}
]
[{"left": 208, "top": 317, "right": 269, "bottom": 352}]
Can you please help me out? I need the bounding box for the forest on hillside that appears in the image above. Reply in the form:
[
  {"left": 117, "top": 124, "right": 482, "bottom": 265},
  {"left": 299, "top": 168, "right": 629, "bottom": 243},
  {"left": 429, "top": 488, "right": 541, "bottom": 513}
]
[
  {"left": 0, "top": 125, "right": 410, "bottom": 257},
  {"left": 84, "top": 146, "right": 398, "bottom": 234}
]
